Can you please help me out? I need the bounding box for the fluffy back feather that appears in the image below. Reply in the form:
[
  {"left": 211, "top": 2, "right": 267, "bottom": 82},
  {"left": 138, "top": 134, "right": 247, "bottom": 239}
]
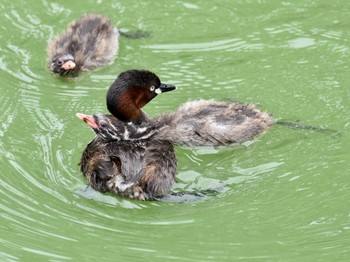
[{"left": 154, "top": 100, "right": 274, "bottom": 146}]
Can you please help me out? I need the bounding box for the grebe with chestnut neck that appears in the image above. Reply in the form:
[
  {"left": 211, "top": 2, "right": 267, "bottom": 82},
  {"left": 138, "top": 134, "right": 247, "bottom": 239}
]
[
  {"left": 106, "top": 70, "right": 175, "bottom": 124},
  {"left": 77, "top": 69, "right": 276, "bottom": 200}
]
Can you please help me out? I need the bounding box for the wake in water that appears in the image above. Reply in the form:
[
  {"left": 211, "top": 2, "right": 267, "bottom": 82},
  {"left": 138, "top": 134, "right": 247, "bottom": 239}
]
[{"left": 275, "top": 120, "right": 341, "bottom": 136}]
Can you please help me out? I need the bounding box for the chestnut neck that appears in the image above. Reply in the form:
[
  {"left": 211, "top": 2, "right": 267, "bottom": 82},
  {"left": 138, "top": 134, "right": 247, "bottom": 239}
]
[{"left": 108, "top": 88, "right": 151, "bottom": 125}]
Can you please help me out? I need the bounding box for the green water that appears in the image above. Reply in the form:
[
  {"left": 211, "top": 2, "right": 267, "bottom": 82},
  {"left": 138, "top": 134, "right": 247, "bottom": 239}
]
[{"left": 1, "top": 0, "right": 349, "bottom": 261}]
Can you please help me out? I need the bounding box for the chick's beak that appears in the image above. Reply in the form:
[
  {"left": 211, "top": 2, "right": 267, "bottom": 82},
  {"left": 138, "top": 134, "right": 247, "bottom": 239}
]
[
  {"left": 61, "top": 60, "right": 76, "bottom": 70},
  {"left": 158, "top": 83, "right": 176, "bottom": 94},
  {"left": 76, "top": 113, "right": 99, "bottom": 129}
]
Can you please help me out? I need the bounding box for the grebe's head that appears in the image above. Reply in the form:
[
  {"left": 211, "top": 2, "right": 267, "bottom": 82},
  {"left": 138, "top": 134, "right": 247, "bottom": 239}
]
[
  {"left": 76, "top": 113, "right": 158, "bottom": 142},
  {"left": 106, "top": 70, "right": 176, "bottom": 124},
  {"left": 50, "top": 54, "right": 76, "bottom": 76}
]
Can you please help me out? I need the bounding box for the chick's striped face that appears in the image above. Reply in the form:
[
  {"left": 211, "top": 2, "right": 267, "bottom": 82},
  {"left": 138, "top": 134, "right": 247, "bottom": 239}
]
[
  {"left": 76, "top": 113, "right": 158, "bottom": 142},
  {"left": 51, "top": 54, "right": 76, "bottom": 76},
  {"left": 93, "top": 115, "right": 132, "bottom": 141},
  {"left": 94, "top": 115, "right": 159, "bottom": 142}
]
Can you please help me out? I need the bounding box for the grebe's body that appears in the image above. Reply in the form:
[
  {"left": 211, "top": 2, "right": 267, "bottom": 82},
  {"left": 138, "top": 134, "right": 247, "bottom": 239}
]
[
  {"left": 155, "top": 99, "right": 273, "bottom": 146},
  {"left": 80, "top": 137, "right": 176, "bottom": 200},
  {"left": 78, "top": 100, "right": 273, "bottom": 146},
  {"left": 77, "top": 70, "right": 273, "bottom": 200},
  {"left": 48, "top": 14, "right": 119, "bottom": 76}
]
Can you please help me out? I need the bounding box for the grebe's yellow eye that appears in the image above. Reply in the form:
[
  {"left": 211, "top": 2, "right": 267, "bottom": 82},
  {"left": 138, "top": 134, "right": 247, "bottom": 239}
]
[{"left": 150, "top": 86, "right": 155, "bottom": 92}]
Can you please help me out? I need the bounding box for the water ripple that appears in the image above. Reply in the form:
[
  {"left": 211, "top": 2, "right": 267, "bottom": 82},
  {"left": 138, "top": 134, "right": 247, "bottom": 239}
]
[
  {"left": 0, "top": 1, "right": 348, "bottom": 261},
  {"left": 8, "top": 158, "right": 67, "bottom": 203},
  {"left": 288, "top": 37, "right": 315, "bottom": 48},
  {"left": 145, "top": 38, "right": 263, "bottom": 53},
  {"left": 0, "top": 90, "right": 16, "bottom": 138},
  {"left": 265, "top": 22, "right": 305, "bottom": 36}
]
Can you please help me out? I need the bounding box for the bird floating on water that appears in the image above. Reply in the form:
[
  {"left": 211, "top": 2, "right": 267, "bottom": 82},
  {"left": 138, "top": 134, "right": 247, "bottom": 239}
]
[
  {"left": 76, "top": 70, "right": 273, "bottom": 200},
  {"left": 47, "top": 14, "right": 119, "bottom": 76}
]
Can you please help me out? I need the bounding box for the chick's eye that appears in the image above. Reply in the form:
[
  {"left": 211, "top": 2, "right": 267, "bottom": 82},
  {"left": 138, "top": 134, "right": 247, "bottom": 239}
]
[
  {"left": 150, "top": 86, "right": 155, "bottom": 92},
  {"left": 100, "top": 122, "right": 107, "bottom": 128}
]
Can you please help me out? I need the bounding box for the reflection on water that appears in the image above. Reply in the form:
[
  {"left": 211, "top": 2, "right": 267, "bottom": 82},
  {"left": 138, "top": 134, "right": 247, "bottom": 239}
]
[
  {"left": 287, "top": 37, "right": 315, "bottom": 48},
  {"left": 145, "top": 38, "right": 263, "bottom": 52},
  {"left": 1, "top": 0, "right": 350, "bottom": 261}
]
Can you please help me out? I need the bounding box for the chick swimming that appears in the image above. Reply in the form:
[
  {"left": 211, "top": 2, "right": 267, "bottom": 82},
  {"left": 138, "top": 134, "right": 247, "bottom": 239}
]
[
  {"left": 47, "top": 14, "right": 119, "bottom": 76},
  {"left": 78, "top": 99, "right": 273, "bottom": 146},
  {"left": 79, "top": 135, "right": 176, "bottom": 200}
]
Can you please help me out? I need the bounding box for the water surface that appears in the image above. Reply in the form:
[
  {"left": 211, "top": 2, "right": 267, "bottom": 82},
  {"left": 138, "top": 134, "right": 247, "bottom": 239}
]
[{"left": 1, "top": 0, "right": 349, "bottom": 261}]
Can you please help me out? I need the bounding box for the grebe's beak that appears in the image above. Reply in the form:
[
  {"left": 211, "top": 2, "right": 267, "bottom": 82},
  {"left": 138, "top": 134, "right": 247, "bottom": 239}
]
[
  {"left": 76, "top": 113, "right": 99, "bottom": 129},
  {"left": 159, "top": 83, "right": 176, "bottom": 93},
  {"left": 61, "top": 60, "right": 76, "bottom": 70}
]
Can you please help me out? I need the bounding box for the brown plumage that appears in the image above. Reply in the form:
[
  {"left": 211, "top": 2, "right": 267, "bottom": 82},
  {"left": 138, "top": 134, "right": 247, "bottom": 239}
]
[
  {"left": 47, "top": 14, "right": 119, "bottom": 76},
  {"left": 76, "top": 98, "right": 273, "bottom": 200},
  {"left": 106, "top": 70, "right": 176, "bottom": 124},
  {"left": 80, "top": 138, "right": 177, "bottom": 200},
  {"left": 76, "top": 70, "right": 274, "bottom": 200},
  {"left": 155, "top": 100, "right": 274, "bottom": 146}
]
